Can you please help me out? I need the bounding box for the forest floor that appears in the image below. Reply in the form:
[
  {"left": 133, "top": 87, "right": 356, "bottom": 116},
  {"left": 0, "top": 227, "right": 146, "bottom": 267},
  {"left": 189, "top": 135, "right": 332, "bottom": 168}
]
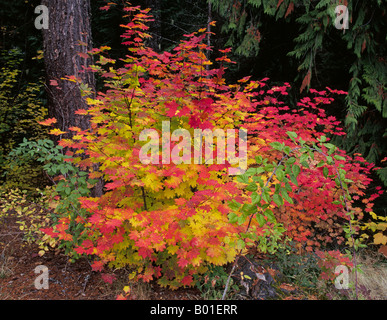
[
  {"left": 0, "top": 212, "right": 202, "bottom": 300},
  {"left": 1, "top": 208, "right": 387, "bottom": 300}
]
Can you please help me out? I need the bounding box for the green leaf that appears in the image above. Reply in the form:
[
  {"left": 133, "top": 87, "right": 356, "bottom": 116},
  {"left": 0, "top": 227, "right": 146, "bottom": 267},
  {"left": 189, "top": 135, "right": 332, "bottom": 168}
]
[
  {"left": 228, "top": 212, "right": 239, "bottom": 224},
  {"left": 323, "top": 167, "right": 329, "bottom": 178},
  {"left": 228, "top": 200, "right": 241, "bottom": 211},
  {"left": 292, "top": 164, "right": 301, "bottom": 177},
  {"left": 289, "top": 173, "right": 298, "bottom": 186},
  {"left": 334, "top": 155, "right": 346, "bottom": 161},
  {"left": 281, "top": 188, "right": 294, "bottom": 204},
  {"left": 273, "top": 194, "right": 284, "bottom": 207},
  {"left": 237, "top": 239, "right": 246, "bottom": 249},
  {"left": 237, "top": 173, "right": 249, "bottom": 184},
  {"left": 316, "top": 160, "right": 325, "bottom": 168},
  {"left": 264, "top": 209, "right": 276, "bottom": 223},
  {"left": 255, "top": 155, "right": 263, "bottom": 164},
  {"left": 283, "top": 146, "right": 291, "bottom": 155},
  {"left": 286, "top": 157, "right": 296, "bottom": 166},
  {"left": 237, "top": 215, "right": 246, "bottom": 225},
  {"left": 256, "top": 214, "right": 266, "bottom": 227},
  {"left": 245, "top": 167, "right": 257, "bottom": 175},
  {"left": 251, "top": 192, "right": 261, "bottom": 204},
  {"left": 241, "top": 203, "right": 257, "bottom": 215},
  {"left": 270, "top": 141, "right": 284, "bottom": 151},
  {"left": 246, "top": 182, "right": 258, "bottom": 192},
  {"left": 335, "top": 178, "right": 341, "bottom": 187},
  {"left": 286, "top": 131, "right": 297, "bottom": 141},
  {"left": 276, "top": 169, "right": 285, "bottom": 181},
  {"left": 318, "top": 135, "right": 327, "bottom": 143},
  {"left": 262, "top": 188, "right": 271, "bottom": 203},
  {"left": 65, "top": 187, "right": 71, "bottom": 196}
]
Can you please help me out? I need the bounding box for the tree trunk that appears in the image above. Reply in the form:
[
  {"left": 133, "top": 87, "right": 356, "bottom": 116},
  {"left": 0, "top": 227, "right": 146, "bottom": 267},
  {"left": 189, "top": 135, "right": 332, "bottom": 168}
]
[
  {"left": 41, "top": 0, "right": 103, "bottom": 197},
  {"left": 144, "top": 0, "right": 161, "bottom": 52},
  {"left": 41, "top": 0, "right": 95, "bottom": 133}
]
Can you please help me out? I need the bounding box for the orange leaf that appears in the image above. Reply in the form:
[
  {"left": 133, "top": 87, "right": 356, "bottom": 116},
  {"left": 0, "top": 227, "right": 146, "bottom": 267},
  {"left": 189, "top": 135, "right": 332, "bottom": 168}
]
[
  {"left": 78, "top": 52, "right": 90, "bottom": 59},
  {"left": 38, "top": 118, "right": 57, "bottom": 126},
  {"left": 74, "top": 109, "right": 89, "bottom": 115}
]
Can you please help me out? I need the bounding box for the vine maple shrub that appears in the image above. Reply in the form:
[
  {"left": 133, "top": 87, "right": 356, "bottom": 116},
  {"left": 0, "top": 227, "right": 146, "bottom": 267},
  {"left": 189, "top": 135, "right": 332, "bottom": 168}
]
[
  {"left": 40, "top": 4, "right": 381, "bottom": 289},
  {"left": 139, "top": 120, "right": 247, "bottom": 175}
]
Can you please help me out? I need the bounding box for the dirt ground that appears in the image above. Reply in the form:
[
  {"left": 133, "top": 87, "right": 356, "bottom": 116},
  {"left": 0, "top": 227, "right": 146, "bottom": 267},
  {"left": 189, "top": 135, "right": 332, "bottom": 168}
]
[
  {"left": 0, "top": 214, "right": 201, "bottom": 300},
  {"left": 2, "top": 208, "right": 386, "bottom": 301}
]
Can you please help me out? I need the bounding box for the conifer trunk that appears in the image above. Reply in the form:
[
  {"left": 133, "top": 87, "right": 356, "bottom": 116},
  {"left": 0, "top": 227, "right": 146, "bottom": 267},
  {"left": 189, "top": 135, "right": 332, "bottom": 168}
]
[
  {"left": 41, "top": 0, "right": 95, "bottom": 133},
  {"left": 41, "top": 0, "right": 103, "bottom": 197}
]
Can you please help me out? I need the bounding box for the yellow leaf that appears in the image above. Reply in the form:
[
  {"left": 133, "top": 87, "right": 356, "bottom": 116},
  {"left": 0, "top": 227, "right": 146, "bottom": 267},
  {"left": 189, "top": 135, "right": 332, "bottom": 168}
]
[
  {"left": 374, "top": 232, "right": 387, "bottom": 245},
  {"left": 86, "top": 98, "right": 103, "bottom": 105},
  {"left": 49, "top": 128, "right": 67, "bottom": 136},
  {"left": 167, "top": 245, "right": 179, "bottom": 255},
  {"left": 123, "top": 286, "right": 131, "bottom": 294},
  {"left": 377, "top": 223, "right": 387, "bottom": 231},
  {"left": 128, "top": 272, "right": 137, "bottom": 280}
]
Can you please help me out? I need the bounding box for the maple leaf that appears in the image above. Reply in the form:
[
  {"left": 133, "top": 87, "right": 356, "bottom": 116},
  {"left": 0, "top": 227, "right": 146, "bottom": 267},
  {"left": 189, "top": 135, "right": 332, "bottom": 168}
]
[
  {"left": 177, "top": 258, "right": 190, "bottom": 269},
  {"left": 49, "top": 80, "right": 59, "bottom": 87},
  {"left": 74, "top": 109, "right": 89, "bottom": 115},
  {"left": 91, "top": 260, "right": 105, "bottom": 272},
  {"left": 374, "top": 232, "right": 387, "bottom": 245},
  {"left": 80, "top": 198, "right": 100, "bottom": 211},
  {"left": 101, "top": 273, "right": 117, "bottom": 284},
  {"left": 165, "top": 101, "right": 179, "bottom": 117},
  {"left": 38, "top": 118, "right": 57, "bottom": 126},
  {"left": 181, "top": 275, "right": 193, "bottom": 286},
  {"left": 105, "top": 180, "right": 125, "bottom": 190},
  {"left": 206, "top": 246, "right": 222, "bottom": 258},
  {"left": 78, "top": 52, "right": 89, "bottom": 59},
  {"left": 49, "top": 128, "right": 67, "bottom": 136},
  {"left": 105, "top": 219, "right": 122, "bottom": 229}
]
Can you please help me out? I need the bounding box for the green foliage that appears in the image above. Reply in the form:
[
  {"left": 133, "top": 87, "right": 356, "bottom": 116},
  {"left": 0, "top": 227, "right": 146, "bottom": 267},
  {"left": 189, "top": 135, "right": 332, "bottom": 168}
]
[
  {"left": 262, "top": 242, "right": 321, "bottom": 290},
  {"left": 229, "top": 131, "right": 369, "bottom": 254},
  {"left": 8, "top": 138, "right": 97, "bottom": 260},
  {"left": 210, "top": 0, "right": 387, "bottom": 186},
  {"left": 195, "top": 265, "right": 239, "bottom": 300},
  {"left": 0, "top": 48, "right": 48, "bottom": 191}
]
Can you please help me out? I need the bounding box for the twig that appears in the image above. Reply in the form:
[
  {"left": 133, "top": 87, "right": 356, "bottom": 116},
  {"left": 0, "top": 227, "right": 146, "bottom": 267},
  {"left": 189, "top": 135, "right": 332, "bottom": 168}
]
[{"left": 222, "top": 256, "right": 239, "bottom": 300}]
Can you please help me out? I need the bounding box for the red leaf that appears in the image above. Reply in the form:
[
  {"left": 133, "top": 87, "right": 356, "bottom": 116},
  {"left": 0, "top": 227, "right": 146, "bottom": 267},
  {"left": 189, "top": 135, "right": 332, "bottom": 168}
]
[
  {"left": 101, "top": 273, "right": 117, "bottom": 284},
  {"left": 105, "top": 180, "right": 125, "bottom": 190},
  {"left": 181, "top": 275, "right": 193, "bottom": 286},
  {"left": 50, "top": 80, "right": 59, "bottom": 87},
  {"left": 91, "top": 260, "right": 104, "bottom": 272}
]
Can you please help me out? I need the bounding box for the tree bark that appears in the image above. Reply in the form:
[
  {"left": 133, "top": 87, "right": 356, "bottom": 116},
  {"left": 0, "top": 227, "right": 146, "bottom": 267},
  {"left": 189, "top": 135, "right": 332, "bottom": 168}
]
[
  {"left": 41, "top": 0, "right": 95, "bottom": 133},
  {"left": 41, "top": 0, "right": 103, "bottom": 197}
]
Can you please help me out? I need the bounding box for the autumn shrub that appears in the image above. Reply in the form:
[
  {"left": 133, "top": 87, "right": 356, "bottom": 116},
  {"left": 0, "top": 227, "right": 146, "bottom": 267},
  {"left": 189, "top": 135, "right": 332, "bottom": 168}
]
[{"left": 40, "top": 4, "right": 379, "bottom": 290}]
